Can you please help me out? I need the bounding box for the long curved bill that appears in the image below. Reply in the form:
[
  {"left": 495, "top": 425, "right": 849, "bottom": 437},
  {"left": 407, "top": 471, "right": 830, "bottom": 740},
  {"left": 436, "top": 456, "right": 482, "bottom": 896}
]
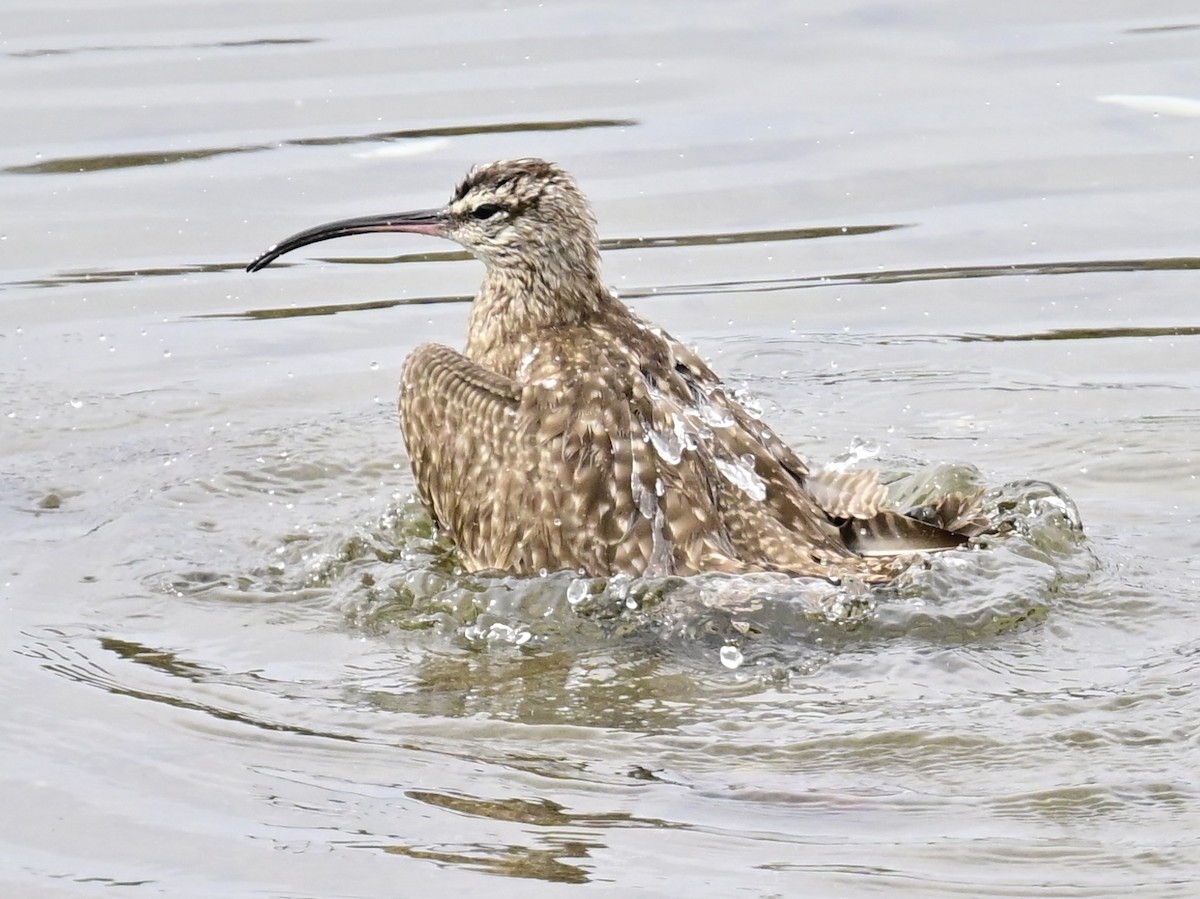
[{"left": 246, "top": 208, "right": 448, "bottom": 272}]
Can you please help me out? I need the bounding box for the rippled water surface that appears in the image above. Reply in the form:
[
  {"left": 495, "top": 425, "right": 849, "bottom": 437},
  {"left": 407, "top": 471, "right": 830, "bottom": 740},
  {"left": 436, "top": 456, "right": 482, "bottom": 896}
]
[{"left": 4, "top": 2, "right": 1200, "bottom": 896}]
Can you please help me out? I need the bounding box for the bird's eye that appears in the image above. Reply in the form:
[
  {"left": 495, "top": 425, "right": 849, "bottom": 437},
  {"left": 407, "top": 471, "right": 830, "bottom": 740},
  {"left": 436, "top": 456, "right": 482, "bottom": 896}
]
[{"left": 471, "top": 203, "right": 505, "bottom": 220}]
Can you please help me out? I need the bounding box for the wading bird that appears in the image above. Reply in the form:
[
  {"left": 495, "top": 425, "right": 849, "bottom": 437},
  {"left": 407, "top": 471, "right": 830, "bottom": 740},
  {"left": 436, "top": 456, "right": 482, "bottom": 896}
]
[{"left": 248, "top": 158, "right": 985, "bottom": 582}]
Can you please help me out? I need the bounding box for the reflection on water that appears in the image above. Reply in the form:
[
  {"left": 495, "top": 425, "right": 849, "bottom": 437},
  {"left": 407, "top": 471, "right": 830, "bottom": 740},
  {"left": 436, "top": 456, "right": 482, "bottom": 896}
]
[
  {"left": 8, "top": 37, "right": 320, "bottom": 59},
  {"left": 380, "top": 832, "right": 598, "bottom": 885},
  {"left": 4, "top": 223, "right": 903, "bottom": 292},
  {"left": 3, "top": 118, "right": 636, "bottom": 176},
  {"left": 3, "top": 261, "right": 244, "bottom": 290},
  {"left": 47, "top": 634, "right": 365, "bottom": 743},
  {"left": 377, "top": 790, "right": 667, "bottom": 884},
  {"left": 631, "top": 255, "right": 1200, "bottom": 300}
]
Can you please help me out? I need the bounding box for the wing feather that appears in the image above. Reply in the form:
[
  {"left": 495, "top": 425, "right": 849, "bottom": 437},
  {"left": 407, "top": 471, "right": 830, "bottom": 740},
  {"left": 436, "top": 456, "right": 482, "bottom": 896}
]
[{"left": 399, "top": 342, "right": 521, "bottom": 569}]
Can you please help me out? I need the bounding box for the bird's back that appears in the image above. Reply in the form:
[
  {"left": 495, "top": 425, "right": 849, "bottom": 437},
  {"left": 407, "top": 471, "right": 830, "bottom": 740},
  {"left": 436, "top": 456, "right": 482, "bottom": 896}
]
[{"left": 401, "top": 293, "right": 917, "bottom": 580}]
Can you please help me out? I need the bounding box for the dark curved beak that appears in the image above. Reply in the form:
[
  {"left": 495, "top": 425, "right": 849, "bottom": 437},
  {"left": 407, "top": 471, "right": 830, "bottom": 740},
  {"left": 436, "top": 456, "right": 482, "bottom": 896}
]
[{"left": 246, "top": 208, "right": 448, "bottom": 272}]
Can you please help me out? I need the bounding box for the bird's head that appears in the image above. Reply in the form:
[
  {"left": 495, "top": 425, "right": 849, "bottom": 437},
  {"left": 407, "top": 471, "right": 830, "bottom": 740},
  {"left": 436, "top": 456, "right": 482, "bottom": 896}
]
[{"left": 246, "top": 158, "right": 600, "bottom": 280}]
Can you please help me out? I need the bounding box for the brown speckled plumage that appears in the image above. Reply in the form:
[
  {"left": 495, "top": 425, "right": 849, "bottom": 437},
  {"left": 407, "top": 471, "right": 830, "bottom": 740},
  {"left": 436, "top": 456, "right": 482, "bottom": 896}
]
[{"left": 248, "top": 158, "right": 986, "bottom": 581}]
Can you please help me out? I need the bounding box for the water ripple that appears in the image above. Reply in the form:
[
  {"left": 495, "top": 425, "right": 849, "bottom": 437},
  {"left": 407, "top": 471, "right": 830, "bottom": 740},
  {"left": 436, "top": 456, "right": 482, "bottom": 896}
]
[{"left": 3, "top": 117, "right": 636, "bottom": 176}]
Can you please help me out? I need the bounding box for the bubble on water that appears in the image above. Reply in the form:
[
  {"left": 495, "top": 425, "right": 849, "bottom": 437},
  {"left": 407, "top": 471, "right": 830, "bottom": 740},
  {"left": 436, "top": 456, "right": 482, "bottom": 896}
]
[
  {"left": 462, "top": 620, "right": 534, "bottom": 647},
  {"left": 369, "top": 361, "right": 379, "bottom": 371},
  {"left": 719, "top": 644, "right": 744, "bottom": 669},
  {"left": 162, "top": 349, "right": 172, "bottom": 359},
  {"left": 69, "top": 397, "right": 83, "bottom": 409}
]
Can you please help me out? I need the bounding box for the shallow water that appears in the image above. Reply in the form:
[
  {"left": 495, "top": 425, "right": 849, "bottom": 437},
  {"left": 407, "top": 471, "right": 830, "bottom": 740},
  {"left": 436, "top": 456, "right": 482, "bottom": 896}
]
[{"left": 3, "top": 2, "right": 1200, "bottom": 896}]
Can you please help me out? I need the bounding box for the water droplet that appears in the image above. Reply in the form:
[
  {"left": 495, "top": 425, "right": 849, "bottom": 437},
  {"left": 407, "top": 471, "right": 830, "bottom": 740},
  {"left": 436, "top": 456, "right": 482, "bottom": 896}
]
[
  {"left": 69, "top": 397, "right": 83, "bottom": 409},
  {"left": 731, "top": 387, "right": 763, "bottom": 419},
  {"left": 646, "top": 505, "right": 674, "bottom": 576},
  {"left": 162, "top": 349, "right": 172, "bottom": 359},
  {"left": 566, "top": 579, "right": 589, "bottom": 605},
  {"left": 714, "top": 455, "right": 767, "bottom": 501},
  {"left": 517, "top": 347, "right": 541, "bottom": 379},
  {"left": 636, "top": 483, "right": 656, "bottom": 518},
  {"left": 696, "top": 396, "right": 734, "bottom": 428},
  {"left": 720, "top": 645, "right": 744, "bottom": 669},
  {"left": 369, "top": 361, "right": 379, "bottom": 371},
  {"left": 846, "top": 436, "right": 880, "bottom": 463},
  {"left": 648, "top": 425, "right": 683, "bottom": 465}
]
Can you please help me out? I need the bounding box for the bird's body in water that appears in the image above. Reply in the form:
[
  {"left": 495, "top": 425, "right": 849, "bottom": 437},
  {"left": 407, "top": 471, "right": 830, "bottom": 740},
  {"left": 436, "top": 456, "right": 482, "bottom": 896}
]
[{"left": 248, "top": 158, "right": 986, "bottom": 582}]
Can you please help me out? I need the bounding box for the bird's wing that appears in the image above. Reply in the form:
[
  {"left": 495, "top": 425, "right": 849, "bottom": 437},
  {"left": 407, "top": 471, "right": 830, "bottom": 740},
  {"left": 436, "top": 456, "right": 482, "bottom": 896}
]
[
  {"left": 663, "top": 336, "right": 813, "bottom": 480},
  {"left": 515, "top": 359, "right": 640, "bottom": 573},
  {"left": 613, "top": 328, "right": 856, "bottom": 571},
  {"left": 398, "top": 342, "right": 522, "bottom": 568},
  {"left": 659, "top": 328, "right": 983, "bottom": 561},
  {"left": 806, "top": 468, "right": 887, "bottom": 519},
  {"left": 516, "top": 343, "right": 747, "bottom": 575}
]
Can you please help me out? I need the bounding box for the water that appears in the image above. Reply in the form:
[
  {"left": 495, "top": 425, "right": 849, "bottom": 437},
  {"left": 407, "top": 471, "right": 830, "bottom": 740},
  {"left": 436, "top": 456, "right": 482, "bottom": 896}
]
[{"left": 4, "top": 2, "right": 1200, "bottom": 896}]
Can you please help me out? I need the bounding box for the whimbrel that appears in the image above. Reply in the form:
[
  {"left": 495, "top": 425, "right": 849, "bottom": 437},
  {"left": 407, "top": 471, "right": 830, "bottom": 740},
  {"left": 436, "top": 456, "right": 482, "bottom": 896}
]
[{"left": 248, "top": 158, "right": 986, "bottom": 582}]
